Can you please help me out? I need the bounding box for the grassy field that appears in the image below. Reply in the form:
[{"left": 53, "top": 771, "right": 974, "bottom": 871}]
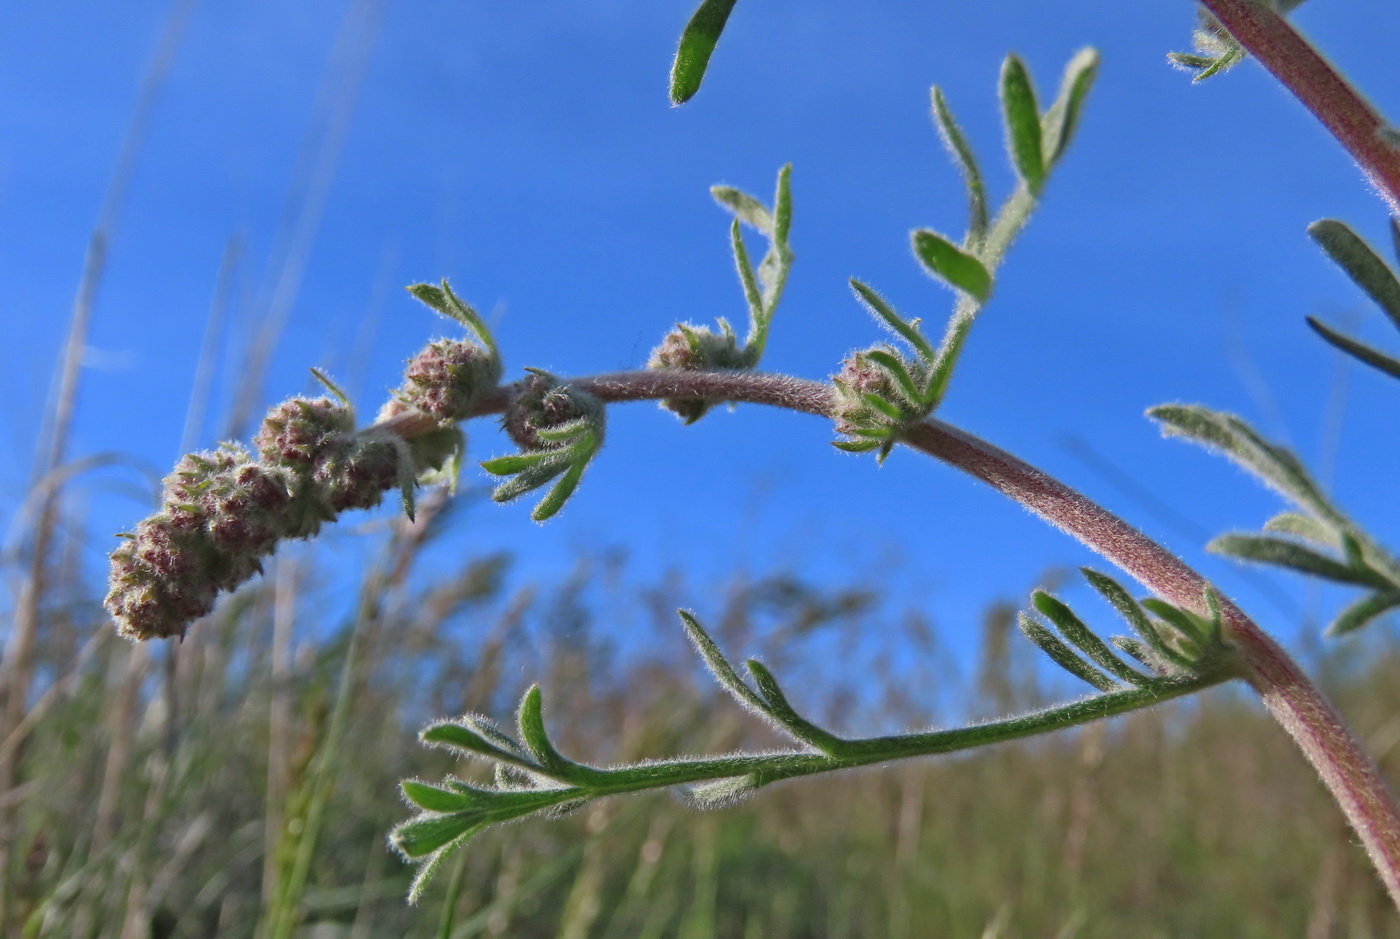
[{"left": 3, "top": 473, "right": 1400, "bottom": 937}]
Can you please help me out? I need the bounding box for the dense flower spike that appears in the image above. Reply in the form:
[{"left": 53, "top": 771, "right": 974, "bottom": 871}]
[
  {"left": 105, "top": 444, "right": 300, "bottom": 640},
  {"left": 105, "top": 394, "right": 411, "bottom": 639}
]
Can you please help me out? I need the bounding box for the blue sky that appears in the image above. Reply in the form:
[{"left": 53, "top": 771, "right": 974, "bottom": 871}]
[{"left": 3, "top": 0, "right": 1400, "bottom": 674}]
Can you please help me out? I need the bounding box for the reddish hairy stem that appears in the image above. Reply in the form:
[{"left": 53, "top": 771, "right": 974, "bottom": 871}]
[
  {"left": 1198, "top": 0, "right": 1400, "bottom": 214},
  {"left": 372, "top": 368, "right": 1400, "bottom": 908}
]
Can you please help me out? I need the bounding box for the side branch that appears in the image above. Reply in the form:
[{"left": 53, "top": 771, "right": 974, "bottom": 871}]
[
  {"left": 375, "top": 366, "right": 1400, "bottom": 905},
  {"left": 1198, "top": 0, "right": 1400, "bottom": 214}
]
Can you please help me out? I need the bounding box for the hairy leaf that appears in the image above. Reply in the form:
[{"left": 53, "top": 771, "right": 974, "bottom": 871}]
[
  {"left": 999, "top": 55, "right": 1045, "bottom": 192},
  {"left": 1307, "top": 316, "right": 1400, "bottom": 382},
  {"left": 910, "top": 230, "right": 993, "bottom": 301},
  {"left": 930, "top": 86, "right": 988, "bottom": 245},
  {"left": 1309, "top": 220, "right": 1400, "bottom": 331},
  {"left": 670, "top": 0, "right": 740, "bottom": 104}
]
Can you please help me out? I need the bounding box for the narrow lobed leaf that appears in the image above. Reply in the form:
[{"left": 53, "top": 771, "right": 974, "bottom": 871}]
[
  {"left": 1148, "top": 404, "right": 1331, "bottom": 517},
  {"left": 1018, "top": 613, "right": 1117, "bottom": 692},
  {"left": 863, "top": 349, "right": 926, "bottom": 407},
  {"left": 391, "top": 813, "right": 480, "bottom": 860},
  {"left": 730, "top": 217, "right": 765, "bottom": 320},
  {"left": 711, "top": 185, "right": 773, "bottom": 237},
  {"left": 1032, "top": 591, "right": 1147, "bottom": 686},
  {"left": 930, "top": 86, "right": 988, "bottom": 246},
  {"left": 1209, "top": 532, "right": 1391, "bottom": 589},
  {"left": 772, "top": 163, "right": 793, "bottom": 248},
  {"left": 670, "top": 0, "right": 740, "bottom": 105},
  {"left": 745, "top": 659, "right": 848, "bottom": 755},
  {"left": 910, "top": 230, "right": 993, "bottom": 302},
  {"left": 401, "top": 780, "right": 477, "bottom": 814},
  {"left": 678, "top": 610, "right": 772, "bottom": 716},
  {"left": 999, "top": 54, "right": 1045, "bottom": 193},
  {"left": 1138, "top": 599, "right": 1207, "bottom": 656},
  {"left": 530, "top": 451, "right": 590, "bottom": 522},
  {"left": 1263, "top": 510, "right": 1340, "bottom": 547},
  {"left": 1309, "top": 220, "right": 1400, "bottom": 331},
  {"left": 850, "top": 279, "right": 936, "bottom": 360},
  {"left": 1040, "top": 47, "right": 1099, "bottom": 165},
  {"left": 516, "top": 685, "right": 576, "bottom": 779},
  {"left": 309, "top": 367, "right": 352, "bottom": 408},
  {"left": 1306, "top": 316, "right": 1400, "bottom": 383},
  {"left": 1328, "top": 591, "right": 1400, "bottom": 637}
]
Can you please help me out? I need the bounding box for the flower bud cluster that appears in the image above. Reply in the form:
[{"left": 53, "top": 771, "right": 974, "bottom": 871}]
[
  {"left": 396, "top": 338, "right": 502, "bottom": 426},
  {"left": 502, "top": 370, "right": 605, "bottom": 451},
  {"left": 105, "top": 396, "right": 403, "bottom": 641},
  {"left": 830, "top": 345, "right": 935, "bottom": 463},
  {"left": 831, "top": 347, "right": 906, "bottom": 436},
  {"left": 646, "top": 323, "right": 752, "bottom": 423}
]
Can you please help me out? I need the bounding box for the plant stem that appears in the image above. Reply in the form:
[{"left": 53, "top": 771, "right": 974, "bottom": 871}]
[
  {"left": 372, "top": 366, "right": 1400, "bottom": 910},
  {"left": 1198, "top": 0, "right": 1400, "bottom": 214}
]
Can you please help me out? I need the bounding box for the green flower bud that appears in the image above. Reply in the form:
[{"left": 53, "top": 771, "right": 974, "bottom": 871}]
[
  {"left": 254, "top": 397, "right": 354, "bottom": 466},
  {"left": 647, "top": 323, "right": 749, "bottom": 423},
  {"left": 399, "top": 338, "right": 502, "bottom": 425},
  {"left": 502, "top": 371, "right": 606, "bottom": 451},
  {"left": 313, "top": 435, "right": 401, "bottom": 512}
]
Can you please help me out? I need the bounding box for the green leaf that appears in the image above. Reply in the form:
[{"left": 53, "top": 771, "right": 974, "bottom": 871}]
[
  {"left": 1262, "top": 510, "right": 1339, "bottom": 547},
  {"left": 404, "top": 828, "right": 480, "bottom": 904},
  {"left": 392, "top": 813, "right": 480, "bottom": 859},
  {"left": 861, "top": 392, "right": 905, "bottom": 422},
  {"left": 396, "top": 439, "right": 418, "bottom": 522},
  {"left": 1306, "top": 316, "right": 1400, "bottom": 382},
  {"left": 849, "top": 280, "right": 936, "bottom": 361},
  {"left": 710, "top": 185, "right": 773, "bottom": 237},
  {"left": 1209, "top": 533, "right": 1390, "bottom": 588},
  {"left": 910, "top": 230, "right": 993, "bottom": 302},
  {"left": 309, "top": 367, "right": 352, "bottom": 408},
  {"left": 863, "top": 349, "right": 925, "bottom": 407},
  {"left": 679, "top": 610, "right": 771, "bottom": 716},
  {"left": 480, "top": 450, "right": 561, "bottom": 475},
  {"left": 745, "top": 659, "right": 848, "bottom": 756},
  {"left": 401, "top": 780, "right": 476, "bottom": 813},
  {"left": 490, "top": 458, "right": 569, "bottom": 505},
  {"left": 1081, "top": 569, "right": 1192, "bottom": 671},
  {"left": 420, "top": 719, "right": 535, "bottom": 767},
  {"left": 730, "top": 218, "right": 764, "bottom": 320},
  {"left": 1032, "top": 591, "right": 1147, "bottom": 686},
  {"left": 670, "top": 0, "right": 740, "bottom": 105},
  {"left": 1148, "top": 404, "right": 1331, "bottom": 518},
  {"left": 1138, "top": 599, "right": 1207, "bottom": 653},
  {"left": 999, "top": 55, "right": 1045, "bottom": 193},
  {"left": 772, "top": 163, "right": 793, "bottom": 248},
  {"left": 1017, "top": 613, "right": 1117, "bottom": 692},
  {"left": 1309, "top": 220, "right": 1400, "bottom": 331},
  {"left": 1328, "top": 591, "right": 1400, "bottom": 637},
  {"left": 530, "top": 449, "right": 589, "bottom": 522},
  {"left": 516, "top": 685, "right": 579, "bottom": 780},
  {"left": 407, "top": 280, "right": 495, "bottom": 351},
  {"left": 683, "top": 774, "right": 762, "bottom": 809},
  {"left": 832, "top": 439, "right": 883, "bottom": 454},
  {"left": 1039, "top": 47, "right": 1099, "bottom": 165},
  {"left": 930, "top": 86, "right": 988, "bottom": 246}
]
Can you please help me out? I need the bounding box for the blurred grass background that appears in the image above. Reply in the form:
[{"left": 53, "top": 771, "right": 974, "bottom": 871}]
[
  {"left": 7, "top": 3, "right": 1400, "bottom": 936},
  {"left": 4, "top": 467, "right": 1400, "bottom": 936}
]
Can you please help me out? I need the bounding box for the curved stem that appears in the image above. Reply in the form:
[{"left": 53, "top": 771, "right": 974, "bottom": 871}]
[
  {"left": 373, "top": 366, "right": 1400, "bottom": 908},
  {"left": 1198, "top": 0, "right": 1400, "bottom": 215}
]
